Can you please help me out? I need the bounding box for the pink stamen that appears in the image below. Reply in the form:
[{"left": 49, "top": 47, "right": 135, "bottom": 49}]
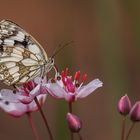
[
  {"left": 65, "top": 68, "right": 69, "bottom": 76},
  {"left": 23, "top": 81, "right": 36, "bottom": 94},
  {"left": 61, "top": 70, "right": 65, "bottom": 77},
  {"left": 61, "top": 70, "right": 67, "bottom": 86},
  {"left": 23, "top": 87, "right": 30, "bottom": 95},
  {"left": 74, "top": 71, "right": 81, "bottom": 81},
  {"left": 28, "top": 81, "right": 35, "bottom": 90},
  {"left": 66, "top": 78, "right": 75, "bottom": 93},
  {"left": 62, "top": 77, "right": 67, "bottom": 86},
  {"left": 51, "top": 79, "right": 56, "bottom": 83},
  {"left": 81, "top": 74, "right": 87, "bottom": 83},
  {"left": 22, "top": 92, "right": 30, "bottom": 96}
]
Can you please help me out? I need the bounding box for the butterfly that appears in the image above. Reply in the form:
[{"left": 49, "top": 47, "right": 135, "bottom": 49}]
[{"left": 0, "top": 20, "right": 55, "bottom": 86}]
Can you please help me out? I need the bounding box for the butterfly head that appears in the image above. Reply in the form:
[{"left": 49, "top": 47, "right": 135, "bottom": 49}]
[{"left": 45, "top": 57, "right": 55, "bottom": 73}]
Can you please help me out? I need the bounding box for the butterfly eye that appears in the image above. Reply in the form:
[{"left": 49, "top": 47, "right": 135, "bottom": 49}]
[{"left": 51, "top": 59, "right": 54, "bottom": 64}]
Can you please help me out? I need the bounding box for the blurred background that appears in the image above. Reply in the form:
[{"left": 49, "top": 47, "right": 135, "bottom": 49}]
[{"left": 0, "top": 0, "right": 140, "bottom": 140}]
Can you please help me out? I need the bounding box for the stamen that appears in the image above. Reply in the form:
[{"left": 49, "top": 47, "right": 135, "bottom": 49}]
[
  {"left": 61, "top": 70, "right": 67, "bottom": 86},
  {"left": 78, "top": 74, "right": 87, "bottom": 88},
  {"left": 61, "top": 70, "right": 65, "bottom": 77},
  {"left": 66, "top": 78, "right": 75, "bottom": 93},
  {"left": 24, "top": 81, "right": 36, "bottom": 92},
  {"left": 57, "top": 76, "right": 61, "bottom": 81},
  {"left": 65, "top": 68, "right": 69, "bottom": 76},
  {"left": 23, "top": 87, "right": 30, "bottom": 95},
  {"left": 81, "top": 74, "right": 87, "bottom": 83},
  {"left": 51, "top": 78, "right": 56, "bottom": 83},
  {"left": 74, "top": 71, "right": 80, "bottom": 81},
  {"left": 28, "top": 81, "right": 34, "bottom": 90},
  {"left": 62, "top": 77, "right": 67, "bottom": 86},
  {"left": 75, "top": 83, "right": 80, "bottom": 87}
]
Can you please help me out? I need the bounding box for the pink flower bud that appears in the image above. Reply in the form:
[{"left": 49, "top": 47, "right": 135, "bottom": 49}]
[
  {"left": 129, "top": 101, "right": 140, "bottom": 122},
  {"left": 66, "top": 112, "right": 82, "bottom": 133},
  {"left": 117, "top": 95, "right": 131, "bottom": 116}
]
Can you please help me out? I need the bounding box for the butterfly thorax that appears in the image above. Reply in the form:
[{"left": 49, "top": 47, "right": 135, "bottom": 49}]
[{"left": 44, "top": 57, "right": 54, "bottom": 73}]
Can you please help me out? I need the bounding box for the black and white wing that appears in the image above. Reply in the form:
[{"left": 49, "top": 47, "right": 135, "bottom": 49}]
[{"left": 0, "top": 20, "right": 48, "bottom": 85}]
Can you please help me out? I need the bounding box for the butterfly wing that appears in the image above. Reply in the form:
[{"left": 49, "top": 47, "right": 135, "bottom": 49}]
[
  {"left": 0, "top": 46, "right": 43, "bottom": 85},
  {"left": 0, "top": 20, "right": 49, "bottom": 85},
  {"left": 0, "top": 20, "right": 48, "bottom": 61}
]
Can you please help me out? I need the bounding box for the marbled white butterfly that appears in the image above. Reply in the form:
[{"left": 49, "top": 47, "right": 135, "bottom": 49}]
[{"left": 0, "top": 20, "right": 54, "bottom": 86}]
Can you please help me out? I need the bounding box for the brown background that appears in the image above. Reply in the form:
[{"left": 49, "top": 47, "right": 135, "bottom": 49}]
[{"left": 0, "top": 0, "right": 140, "bottom": 140}]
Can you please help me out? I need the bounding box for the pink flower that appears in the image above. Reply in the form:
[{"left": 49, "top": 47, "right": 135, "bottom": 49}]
[
  {"left": 0, "top": 89, "right": 46, "bottom": 117},
  {"left": 66, "top": 112, "right": 82, "bottom": 133},
  {"left": 46, "top": 68, "right": 103, "bottom": 102},
  {"left": 16, "top": 77, "right": 48, "bottom": 104},
  {"left": 0, "top": 77, "right": 47, "bottom": 117},
  {"left": 129, "top": 101, "right": 140, "bottom": 122},
  {"left": 117, "top": 94, "right": 132, "bottom": 116}
]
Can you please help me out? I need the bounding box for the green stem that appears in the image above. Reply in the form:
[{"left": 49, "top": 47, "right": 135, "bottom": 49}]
[
  {"left": 78, "top": 133, "right": 83, "bottom": 140},
  {"left": 68, "top": 102, "right": 74, "bottom": 140},
  {"left": 34, "top": 97, "right": 54, "bottom": 140},
  {"left": 121, "top": 117, "right": 126, "bottom": 140},
  {"left": 27, "top": 113, "right": 40, "bottom": 140},
  {"left": 124, "top": 122, "right": 135, "bottom": 140}
]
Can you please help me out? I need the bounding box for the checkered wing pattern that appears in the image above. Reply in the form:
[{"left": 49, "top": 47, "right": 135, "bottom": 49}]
[{"left": 0, "top": 20, "right": 48, "bottom": 85}]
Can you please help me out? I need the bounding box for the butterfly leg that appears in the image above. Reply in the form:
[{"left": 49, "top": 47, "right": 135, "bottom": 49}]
[
  {"left": 12, "top": 84, "right": 18, "bottom": 94},
  {"left": 40, "top": 65, "right": 45, "bottom": 79},
  {"left": 53, "top": 64, "right": 59, "bottom": 78}
]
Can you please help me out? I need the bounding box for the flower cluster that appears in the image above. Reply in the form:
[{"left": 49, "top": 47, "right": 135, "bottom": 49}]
[
  {"left": 0, "top": 77, "right": 47, "bottom": 117},
  {"left": 118, "top": 94, "right": 140, "bottom": 122},
  {"left": 117, "top": 94, "right": 140, "bottom": 140},
  {"left": 0, "top": 67, "right": 103, "bottom": 140},
  {"left": 46, "top": 68, "right": 103, "bottom": 102}
]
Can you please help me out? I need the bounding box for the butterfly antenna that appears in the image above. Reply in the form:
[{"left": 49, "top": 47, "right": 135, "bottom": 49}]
[{"left": 51, "top": 41, "right": 74, "bottom": 58}]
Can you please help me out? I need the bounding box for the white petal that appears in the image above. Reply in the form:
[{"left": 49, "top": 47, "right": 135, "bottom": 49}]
[
  {"left": 30, "top": 84, "right": 41, "bottom": 96},
  {"left": 17, "top": 84, "right": 46, "bottom": 104},
  {"left": 27, "top": 101, "right": 38, "bottom": 112},
  {"left": 28, "top": 94, "right": 47, "bottom": 112},
  {"left": 0, "top": 89, "right": 19, "bottom": 102},
  {"left": 34, "top": 76, "right": 47, "bottom": 84},
  {"left": 17, "top": 95, "right": 34, "bottom": 104},
  {"left": 46, "top": 83, "right": 66, "bottom": 98},
  {"left": 76, "top": 79, "right": 103, "bottom": 98},
  {"left": 0, "top": 101, "right": 27, "bottom": 117}
]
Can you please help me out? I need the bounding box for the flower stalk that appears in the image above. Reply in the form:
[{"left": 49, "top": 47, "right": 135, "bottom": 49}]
[
  {"left": 27, "top": 113, "right": 40, "bottom": 140},
  {"left": 68, "top": 103, "right": 74, "bottom": 140},
  {"left": 69, "top": 102, "right": 73, "bottom": 113},
  {"left": 121, "top": 117, "right": 126, "bottom": 140},
  {"left": 124, "top": 122, "right": 135, "bottom": 140},
  {"left": 34, "top": 97, "right": 54, "bottom": 140},
  {"left": 78, "top": 133, "right": 83, "bottom": 140}
]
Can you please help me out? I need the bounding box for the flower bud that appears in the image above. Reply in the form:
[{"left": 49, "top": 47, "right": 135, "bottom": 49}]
[
  {"left": 117, "top": 95, "right": 131, "bottom": 116},
  {"left": 66, "top": 112, "right": 82, "bottom": 133},
  {"left": 129, "top": 101, "right": 140, "bottom": 122}
]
